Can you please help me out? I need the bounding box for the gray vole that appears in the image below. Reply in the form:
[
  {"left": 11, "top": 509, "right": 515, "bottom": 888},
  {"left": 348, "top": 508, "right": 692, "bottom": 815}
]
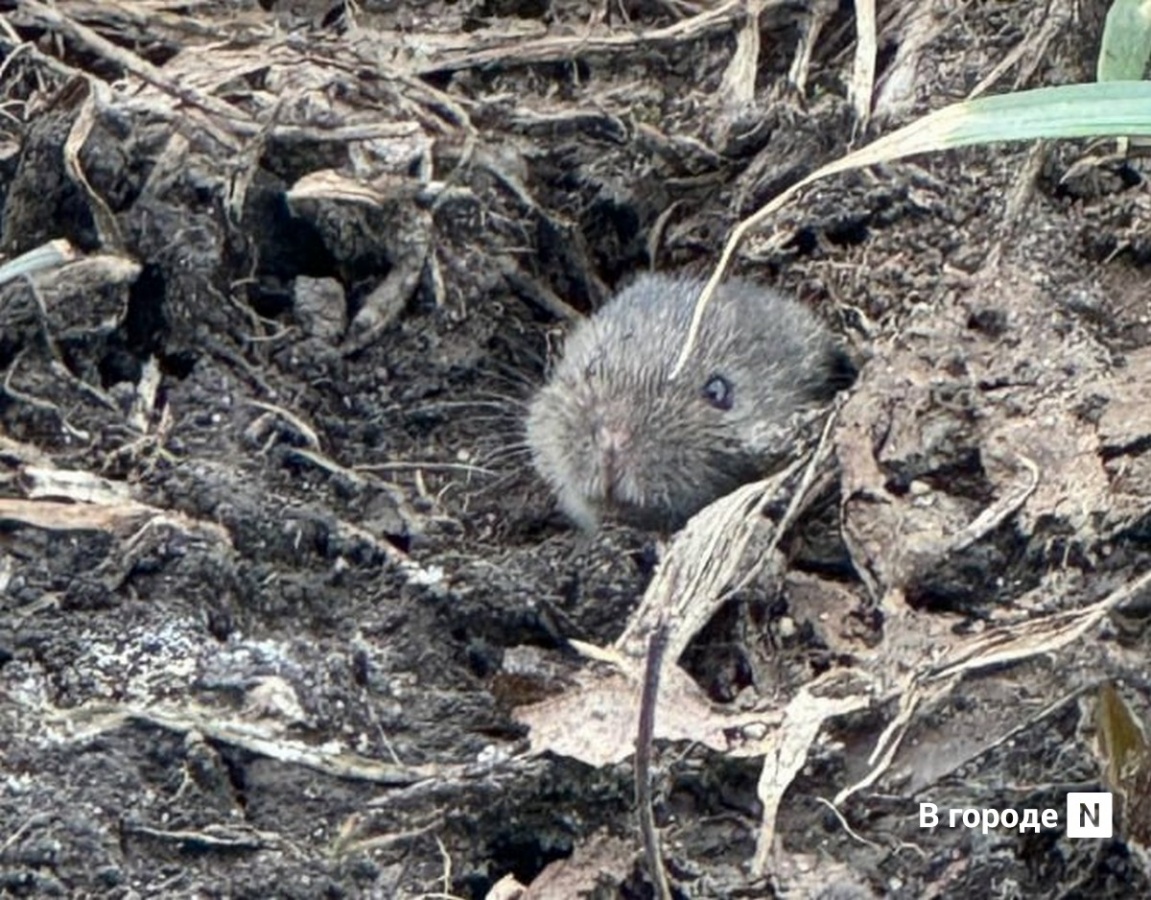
[{"left": 526, "top": 272, "right": 855, "bottom": 531}]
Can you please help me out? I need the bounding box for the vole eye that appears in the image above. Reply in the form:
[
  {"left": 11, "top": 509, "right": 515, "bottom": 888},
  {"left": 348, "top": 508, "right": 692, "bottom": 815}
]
[{"left": 701, "top": 374, "right": 734, "bottom": 411}]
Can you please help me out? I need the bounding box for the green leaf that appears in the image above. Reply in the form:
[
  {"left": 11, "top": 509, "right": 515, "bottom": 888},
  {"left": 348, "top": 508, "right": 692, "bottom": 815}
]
[
  {"left": 1097, "top": 682, "right": 1150, "bottom": 793},
  {"left": 1099, "top": 0, "right": 1151, "bottom": 82}
]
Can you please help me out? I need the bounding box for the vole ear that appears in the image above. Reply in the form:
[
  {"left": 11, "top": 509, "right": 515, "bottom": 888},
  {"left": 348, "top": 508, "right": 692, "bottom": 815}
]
[
  {"left": 824, "top": 349, "right": 860, "bottom": 395},
  {"left": 701, "top": 373, "right": 735, "bottom": 410},
  {"left": 805, "top": 345, "right": 860, "bottom": 402}
]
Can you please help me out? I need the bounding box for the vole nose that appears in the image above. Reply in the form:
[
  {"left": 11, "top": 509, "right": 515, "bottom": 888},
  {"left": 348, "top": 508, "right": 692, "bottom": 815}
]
[
  {"left": 593, "top": 421, "right": 630, "bottom": 500},
  {"left": 593, "top": 422, "right": 630, "bottom": 460}
]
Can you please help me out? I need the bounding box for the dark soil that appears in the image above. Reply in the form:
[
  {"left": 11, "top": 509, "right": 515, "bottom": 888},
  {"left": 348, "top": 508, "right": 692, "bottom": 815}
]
[{"left": 2, "top": 1, "right": 1151, "bottom": 898}]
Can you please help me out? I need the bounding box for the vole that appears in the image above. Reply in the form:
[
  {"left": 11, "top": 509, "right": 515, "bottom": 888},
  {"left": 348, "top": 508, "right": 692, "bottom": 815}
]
[{"left": 525, "top": 272, "right": 855, "bottom": 531}]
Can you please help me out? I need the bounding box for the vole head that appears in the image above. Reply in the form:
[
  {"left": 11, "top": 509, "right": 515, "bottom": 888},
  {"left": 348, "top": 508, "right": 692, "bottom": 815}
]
[{"left": 526, "top": 273, "right": 854, "bottom": 531}]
